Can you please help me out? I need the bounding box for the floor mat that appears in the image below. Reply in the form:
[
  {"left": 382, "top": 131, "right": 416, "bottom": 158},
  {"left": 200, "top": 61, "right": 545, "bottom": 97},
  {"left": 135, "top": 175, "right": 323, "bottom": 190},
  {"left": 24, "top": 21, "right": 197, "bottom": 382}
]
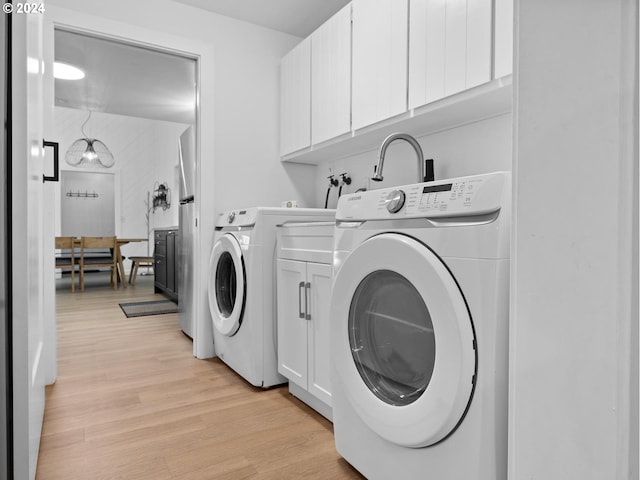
[{"left": 119, "top": 300, "right": 178, "bottom": 318}]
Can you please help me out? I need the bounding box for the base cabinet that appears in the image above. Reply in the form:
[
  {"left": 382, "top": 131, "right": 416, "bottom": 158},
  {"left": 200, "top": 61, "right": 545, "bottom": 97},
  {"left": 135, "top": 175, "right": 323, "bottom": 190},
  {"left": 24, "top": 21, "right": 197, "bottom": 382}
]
[
  {"left": 277, "top": 258, "right": 333, "bottom": 419},
  {"left": 154, "top": 228, "right": 179, "bottom": 302}
]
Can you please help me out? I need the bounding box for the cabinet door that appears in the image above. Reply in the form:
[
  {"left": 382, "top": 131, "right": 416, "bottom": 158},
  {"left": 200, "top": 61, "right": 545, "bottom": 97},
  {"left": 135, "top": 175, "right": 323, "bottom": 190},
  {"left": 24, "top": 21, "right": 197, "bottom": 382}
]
[
  {"left": 311, "top": 3, "right": 351, "bottom": 144},
  {"left": 408, "top": 0, "right": 445, "bottom": 107},
  {"left": 154, "top": 231, "right": 167, "bottom": 289},
  {"left": 494, "top": 0, "right": 514, "bottom": 78},
  {"left": 352, "top": 0, "right": 408, "bottom": 130},
  {"left": 465, "top": 0, "right": 492, "bottom": 88},
  {"left": 306, "top": 262, "right": 333, "bottom": 407},
  {"left": 166, "top": 231, "right": 176, "bottom": 293},
  {"left": 409, "top": 0, "right": 492, "bottom": 109},
  {"left": 280, "top": 37, "right": 311, "bottom": 156},
  {"left": 155, "top": 254, "right": 167, "bottom": 288},
  {"left": 276, "top": 259, "right": 308, "bottom": 389}
]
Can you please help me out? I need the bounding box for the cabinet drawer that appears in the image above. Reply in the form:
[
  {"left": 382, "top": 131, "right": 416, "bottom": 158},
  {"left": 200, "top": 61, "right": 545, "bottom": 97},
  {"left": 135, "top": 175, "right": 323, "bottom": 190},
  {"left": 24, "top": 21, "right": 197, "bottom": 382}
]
[
  {"left": 154, "top": 231, "right": 166, "bottom": 255},
  {"left": 155, "top": 255, "right": 167, "bottom": 286},
  {"left": 277, "top": 222, "right": 334, "bottom": 264},
  {"left": 154, "top": 240, "right": 166, "bottom": 255}
]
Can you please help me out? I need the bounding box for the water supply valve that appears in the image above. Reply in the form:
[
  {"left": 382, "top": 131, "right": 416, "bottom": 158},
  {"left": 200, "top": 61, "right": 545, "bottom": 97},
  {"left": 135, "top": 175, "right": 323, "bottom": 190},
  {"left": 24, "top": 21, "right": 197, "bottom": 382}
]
[{"left": 325, "top": 175, "right": 340, "bottom": 208}]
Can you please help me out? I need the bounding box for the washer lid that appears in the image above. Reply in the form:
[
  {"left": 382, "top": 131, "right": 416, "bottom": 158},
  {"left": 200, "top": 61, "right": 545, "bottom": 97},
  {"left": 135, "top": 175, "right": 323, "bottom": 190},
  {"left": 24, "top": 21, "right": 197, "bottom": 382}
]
[
  {"left": 331, "top": 233, "right": 476, "bottom": 447},
  {"left": 208, "top": 233, "right": 246, "bottom": 337}
]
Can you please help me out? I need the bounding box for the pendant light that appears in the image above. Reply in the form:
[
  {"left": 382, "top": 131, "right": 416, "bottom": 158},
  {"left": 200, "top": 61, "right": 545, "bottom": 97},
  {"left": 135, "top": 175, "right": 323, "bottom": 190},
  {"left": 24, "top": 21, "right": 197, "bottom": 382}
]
[{"left": 65, "top": 111, "right": 115, "bottom": 168}]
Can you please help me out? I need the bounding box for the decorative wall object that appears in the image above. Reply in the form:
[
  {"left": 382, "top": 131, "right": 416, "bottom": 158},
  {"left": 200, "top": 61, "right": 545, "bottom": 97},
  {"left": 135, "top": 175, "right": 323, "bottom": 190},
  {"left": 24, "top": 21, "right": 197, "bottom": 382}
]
[{"left": 152, "top": 182, "right": 171, "bottom": 212}]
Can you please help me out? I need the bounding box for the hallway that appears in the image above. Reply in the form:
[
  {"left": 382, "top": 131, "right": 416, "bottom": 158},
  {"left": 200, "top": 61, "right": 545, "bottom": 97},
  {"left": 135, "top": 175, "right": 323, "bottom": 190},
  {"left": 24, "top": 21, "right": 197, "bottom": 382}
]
[{"left": 36, "top": 274, "right": 360, "bottom": 479}]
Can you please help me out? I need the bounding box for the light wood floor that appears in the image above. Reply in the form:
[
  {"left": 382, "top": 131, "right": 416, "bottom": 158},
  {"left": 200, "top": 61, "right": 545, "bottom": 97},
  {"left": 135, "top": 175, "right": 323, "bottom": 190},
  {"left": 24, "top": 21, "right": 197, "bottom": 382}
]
[{"left": 36, "top": 272, "right": 363, "bottom": 479}]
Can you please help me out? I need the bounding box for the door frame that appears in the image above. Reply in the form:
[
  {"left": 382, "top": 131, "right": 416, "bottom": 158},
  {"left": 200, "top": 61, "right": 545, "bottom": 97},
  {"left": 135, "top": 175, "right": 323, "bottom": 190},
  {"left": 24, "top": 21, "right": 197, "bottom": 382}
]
[{"left": 43, "top": 6, "right": 216, "bottom": 360}]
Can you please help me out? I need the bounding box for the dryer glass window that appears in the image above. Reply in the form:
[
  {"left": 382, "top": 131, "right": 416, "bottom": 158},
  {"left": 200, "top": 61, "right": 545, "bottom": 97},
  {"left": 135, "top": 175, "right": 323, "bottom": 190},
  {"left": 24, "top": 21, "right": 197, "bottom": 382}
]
[
  {"left": 215, "top": 252, "right": 237, "bottom": 317},
  {"left": 348, "top": 270, "right": 436, "bottom": 406}
]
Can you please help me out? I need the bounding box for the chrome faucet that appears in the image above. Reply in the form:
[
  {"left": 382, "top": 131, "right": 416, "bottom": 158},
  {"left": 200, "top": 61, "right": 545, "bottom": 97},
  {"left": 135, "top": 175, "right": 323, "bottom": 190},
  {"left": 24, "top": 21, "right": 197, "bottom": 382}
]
[{"left": 372, "top": 133, "right": 425, "bottom": 183}]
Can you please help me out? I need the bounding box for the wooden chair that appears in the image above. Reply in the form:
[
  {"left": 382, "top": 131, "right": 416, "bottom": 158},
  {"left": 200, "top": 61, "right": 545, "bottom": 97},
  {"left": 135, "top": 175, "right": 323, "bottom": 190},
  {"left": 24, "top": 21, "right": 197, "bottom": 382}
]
[
  {"left": 128, "top": 256, "right": 155, "bottom": 285},
  {"left": 55, "top": 236, "right": 77, "bottom": 292},
  {"left": 79, "top": 236, "right": 119, "bottom": 291}
]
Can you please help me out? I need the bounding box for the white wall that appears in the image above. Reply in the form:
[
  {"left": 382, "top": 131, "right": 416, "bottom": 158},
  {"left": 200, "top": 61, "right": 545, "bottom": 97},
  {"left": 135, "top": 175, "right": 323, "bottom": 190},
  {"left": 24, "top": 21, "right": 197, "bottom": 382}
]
[
  {"left": 45, "top": 1, "right": 316, "bottom": 359},
  {"left": 314, "top": 114, "right": 512, "bottom": 209},
  {"left": 510, "top": 0, "right": 638, "bottom": 478},
  {"left": 46, "top": 0, "right": 316, "bottom": 211},
  {"left": 52, "top": 107, "right": 187, "bottom": 262}
]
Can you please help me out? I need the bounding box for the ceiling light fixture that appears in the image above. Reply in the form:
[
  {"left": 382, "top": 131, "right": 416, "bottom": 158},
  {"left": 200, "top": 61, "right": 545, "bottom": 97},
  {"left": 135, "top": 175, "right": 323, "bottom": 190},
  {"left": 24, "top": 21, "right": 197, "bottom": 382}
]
[
  {"left": 65, "top": 111, "right": 115, "bottom": 168},
  {"left": 54, "top": 61, "right": 85, "bottom": 80}
]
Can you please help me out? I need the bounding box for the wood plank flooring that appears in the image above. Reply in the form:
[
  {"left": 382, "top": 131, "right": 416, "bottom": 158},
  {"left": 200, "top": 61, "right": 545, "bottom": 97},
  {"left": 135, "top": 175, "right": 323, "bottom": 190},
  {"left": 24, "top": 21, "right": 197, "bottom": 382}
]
[{"left": 36, "top": 273, "right": 363, "bottom": 479}]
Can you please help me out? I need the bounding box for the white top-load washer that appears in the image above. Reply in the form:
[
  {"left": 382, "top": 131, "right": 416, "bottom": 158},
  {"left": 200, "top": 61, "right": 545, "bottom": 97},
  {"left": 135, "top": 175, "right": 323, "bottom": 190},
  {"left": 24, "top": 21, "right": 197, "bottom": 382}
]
[
  {"left": 208, "top": 207, "right": 336, "bottom": 388},
  {"left": 330, "top": 172, "right": 510, "bottom": 479}
]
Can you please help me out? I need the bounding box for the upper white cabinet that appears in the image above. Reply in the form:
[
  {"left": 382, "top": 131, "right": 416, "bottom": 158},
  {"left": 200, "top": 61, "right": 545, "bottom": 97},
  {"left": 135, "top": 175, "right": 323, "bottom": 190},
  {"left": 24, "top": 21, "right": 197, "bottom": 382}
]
[
  {"left": 352, "top": 0, "right": 408, "bottom": 131},
  {"left": 409, "top": 0, "right": 492, "bottom": 110},
  {"left": 494, "top": 0, "right": 514, "bottom": 78},
  {"left": 280, "top": 37, "right": 311, "bottom": 156},
  {"left": 311, "top": 3, "right": 352, "bottom": 144},
  {"left": 279, "top": 0, "right": 514, "bottom": 164}
]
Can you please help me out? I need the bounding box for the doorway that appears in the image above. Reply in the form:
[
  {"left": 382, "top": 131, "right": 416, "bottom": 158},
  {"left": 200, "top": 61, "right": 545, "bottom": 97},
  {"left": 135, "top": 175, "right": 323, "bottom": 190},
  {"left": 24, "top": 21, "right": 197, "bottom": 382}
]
[{"left": 48, "top": 29, "right": 199, "bottom": 363}]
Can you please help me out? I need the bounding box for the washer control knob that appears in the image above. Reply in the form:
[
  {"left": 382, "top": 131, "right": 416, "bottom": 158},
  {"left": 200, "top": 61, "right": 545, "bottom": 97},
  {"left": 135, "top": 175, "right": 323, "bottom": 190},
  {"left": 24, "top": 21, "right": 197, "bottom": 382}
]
[
  {"left": 227, "top": 212, "right": 236, "bottom": 223},
  {"left": 385, "top": 190, "right": 406, "bottom": 213}
]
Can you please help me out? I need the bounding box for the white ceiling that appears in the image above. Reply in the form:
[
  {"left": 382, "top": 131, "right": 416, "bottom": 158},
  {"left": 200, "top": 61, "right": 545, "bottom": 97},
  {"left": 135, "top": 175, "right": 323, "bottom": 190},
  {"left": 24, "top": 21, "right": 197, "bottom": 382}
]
[
  {"left": 173, "top": 0, "right": 350, "bottom": 37},
  {"left": 54, "top": 1, "right": 348, "bottom": 124},
  {"left": 54, "top": 29, "right": 197, "bottom": 124}
]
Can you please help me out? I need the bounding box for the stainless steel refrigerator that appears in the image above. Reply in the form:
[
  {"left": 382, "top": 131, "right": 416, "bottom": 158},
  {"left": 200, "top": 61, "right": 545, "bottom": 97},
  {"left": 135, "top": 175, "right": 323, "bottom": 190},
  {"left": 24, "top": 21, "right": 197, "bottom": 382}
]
[{"left": 178, "top": 126, "right": 196, "bottom": 339}]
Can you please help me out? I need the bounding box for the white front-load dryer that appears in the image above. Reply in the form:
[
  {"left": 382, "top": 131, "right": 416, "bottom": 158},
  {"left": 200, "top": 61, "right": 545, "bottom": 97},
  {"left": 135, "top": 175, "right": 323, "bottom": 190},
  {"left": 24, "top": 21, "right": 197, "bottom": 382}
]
[
  {"left": 330, "top": 172, "right": 510, "bottom": 479},
  {"left": 208, "top": 207, "right": 335, "bottom": 388}
]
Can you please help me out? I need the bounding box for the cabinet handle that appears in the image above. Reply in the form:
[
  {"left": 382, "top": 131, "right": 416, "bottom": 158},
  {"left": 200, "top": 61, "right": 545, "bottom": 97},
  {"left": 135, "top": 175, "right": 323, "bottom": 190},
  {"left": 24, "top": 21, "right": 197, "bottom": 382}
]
[
  {"left": 304, "top": 282, "right": 311, "bottom": 320},
  {"left": 298, "top": 281, "right": 305, "bottom": 319},
  {"left": 42, "top": 140, "right": 59, "bottom": 183}
]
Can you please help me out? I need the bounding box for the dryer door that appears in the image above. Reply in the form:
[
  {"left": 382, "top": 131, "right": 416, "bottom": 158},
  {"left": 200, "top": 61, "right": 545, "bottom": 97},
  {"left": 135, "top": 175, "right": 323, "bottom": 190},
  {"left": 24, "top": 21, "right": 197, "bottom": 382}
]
[
  {"left": 331, "top": 233, "right": 476, "bottom": 448},
  {"left": 208, "top": 233, "right": 246, "bottom": 336}
]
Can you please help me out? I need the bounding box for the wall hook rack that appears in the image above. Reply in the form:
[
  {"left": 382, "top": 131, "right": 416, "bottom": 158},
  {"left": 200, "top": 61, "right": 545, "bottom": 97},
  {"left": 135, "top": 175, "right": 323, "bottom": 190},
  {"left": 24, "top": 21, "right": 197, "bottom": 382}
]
[{"left": 66, "top": 190, "right": 99, "bottom": 199}]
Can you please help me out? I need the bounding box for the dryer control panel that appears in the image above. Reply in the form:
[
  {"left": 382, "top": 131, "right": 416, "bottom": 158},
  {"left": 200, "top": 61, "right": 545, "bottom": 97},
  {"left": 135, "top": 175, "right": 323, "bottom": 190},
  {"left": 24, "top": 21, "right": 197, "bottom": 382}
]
[
  {"left": 215, "top": 209, "right": 257, "bottom": 229},
  {"left": 337, "top": 172, "right": 510, "bottom": 221}
]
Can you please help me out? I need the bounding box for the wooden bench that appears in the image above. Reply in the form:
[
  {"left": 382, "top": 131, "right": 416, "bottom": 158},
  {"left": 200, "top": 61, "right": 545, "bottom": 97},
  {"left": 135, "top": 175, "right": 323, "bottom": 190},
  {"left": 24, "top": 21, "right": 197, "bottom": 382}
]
[
  {"left": 128, "top": 256, "right": 155, "bottom": 285},
  {"left": 55, "top": 236, "right": 77, "bottom": 292},
  {"left": 80, "top": 236, "right": 119, "bottom": 291}
]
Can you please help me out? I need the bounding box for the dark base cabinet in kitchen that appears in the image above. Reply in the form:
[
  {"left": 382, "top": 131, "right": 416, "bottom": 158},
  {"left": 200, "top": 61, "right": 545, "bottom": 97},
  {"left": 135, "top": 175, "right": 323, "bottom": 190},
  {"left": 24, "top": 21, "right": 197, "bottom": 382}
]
[{"left": 154, "top": 227, "right": 179, "bottom": 302}]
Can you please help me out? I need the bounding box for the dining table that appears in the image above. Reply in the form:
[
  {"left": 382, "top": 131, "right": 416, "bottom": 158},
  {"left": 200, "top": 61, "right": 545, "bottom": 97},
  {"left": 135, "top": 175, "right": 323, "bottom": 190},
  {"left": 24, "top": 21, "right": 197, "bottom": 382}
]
[{"left": 69, "top": 236, "right": 148, "bottom": 289}]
